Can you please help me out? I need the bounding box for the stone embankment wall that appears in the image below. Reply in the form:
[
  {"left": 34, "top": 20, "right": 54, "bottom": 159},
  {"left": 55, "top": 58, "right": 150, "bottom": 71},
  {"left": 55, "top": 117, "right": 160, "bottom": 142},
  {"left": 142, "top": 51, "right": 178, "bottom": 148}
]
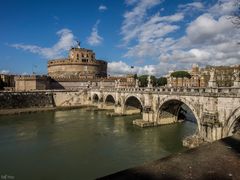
[
  {"left": 0, "top": 90, "right": 90, "bottom": 110},
  {"left": 53, "top": 90, "right": 88, "bottom": 107},
  {"left": 0, "top": 92, "right": 54, "bottom": 109}
]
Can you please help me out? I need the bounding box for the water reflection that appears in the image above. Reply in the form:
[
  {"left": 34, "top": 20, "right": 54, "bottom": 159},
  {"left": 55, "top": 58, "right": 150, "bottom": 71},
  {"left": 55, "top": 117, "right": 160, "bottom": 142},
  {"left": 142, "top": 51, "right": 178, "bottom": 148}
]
[{"left": 0, "top": 108, "right": 196, "bottom": 179}]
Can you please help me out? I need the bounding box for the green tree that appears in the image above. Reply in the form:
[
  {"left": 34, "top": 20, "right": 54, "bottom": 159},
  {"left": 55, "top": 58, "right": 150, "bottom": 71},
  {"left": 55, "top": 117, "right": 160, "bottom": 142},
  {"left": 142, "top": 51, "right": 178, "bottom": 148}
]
[
  {"left": 138, "top": 75, "right": 147, "bottom": 87},
  {"left": 133, "top": 74, "right": 138, "bottom": 80},
  {"left": 151, "top": 76, "right": 157, "bottom": 86},
  {"left": 0, "top": 78, "right": 4, "bottom": 90},
  {"left": 156, "top": 77, "right": 167, "bottom": 86},
  {"left": 138, "top": 75, "right": 156, "bottom": 87},
  {"left": 171, "top": 71, "right": 191, "bottom": 79}
]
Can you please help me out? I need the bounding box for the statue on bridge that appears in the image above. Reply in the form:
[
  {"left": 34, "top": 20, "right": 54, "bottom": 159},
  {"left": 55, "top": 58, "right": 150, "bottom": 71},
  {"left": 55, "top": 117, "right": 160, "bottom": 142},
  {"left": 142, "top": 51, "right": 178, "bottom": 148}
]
[
  {"left": 147, "top": 75, "right": 153, "bottom": 88},
  {"left": 87, "top": 81, "right": 92, "bottom": 88},
  {"left": 135, "top": 79, "right": 139, "bottom": 88},
  {"left": 208, "top": 69, "right": 217, "bottom": 87},
  {"left": 233, "top": 69, "right": 240, "bottom": 87},
  {"left": 115, "top": 79, "right": 120, "bottom": 88},
  {"left": 99, "top": 81, "right": 104, "bottom": 89}
]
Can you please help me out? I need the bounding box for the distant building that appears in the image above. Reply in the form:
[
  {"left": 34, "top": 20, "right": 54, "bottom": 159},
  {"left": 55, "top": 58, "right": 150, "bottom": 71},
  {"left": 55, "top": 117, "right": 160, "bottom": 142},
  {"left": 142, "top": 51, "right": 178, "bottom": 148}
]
[{"left": 167, "top": 64, "right": 240, "bottom": 88}]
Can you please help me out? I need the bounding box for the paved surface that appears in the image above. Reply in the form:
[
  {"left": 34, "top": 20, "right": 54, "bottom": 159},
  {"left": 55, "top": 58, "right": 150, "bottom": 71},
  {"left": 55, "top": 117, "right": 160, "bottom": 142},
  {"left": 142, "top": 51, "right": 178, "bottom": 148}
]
[{"left": 99, "top": 133, "right": 240, "bottom": 180}]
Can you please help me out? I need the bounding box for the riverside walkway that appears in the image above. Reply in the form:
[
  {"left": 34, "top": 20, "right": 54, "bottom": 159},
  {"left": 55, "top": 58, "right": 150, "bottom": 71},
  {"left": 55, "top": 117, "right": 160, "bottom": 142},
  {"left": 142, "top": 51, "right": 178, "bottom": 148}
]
[{"left": 99, "top": 133, "right": 240, "bottom": 180}]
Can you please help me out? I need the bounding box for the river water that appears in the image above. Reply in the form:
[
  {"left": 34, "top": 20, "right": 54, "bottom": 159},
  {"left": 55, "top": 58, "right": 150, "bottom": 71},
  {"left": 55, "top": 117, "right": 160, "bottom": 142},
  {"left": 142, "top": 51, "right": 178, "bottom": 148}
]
[{"left": 0, "top": 108, "right": 196, "bottom": 179}]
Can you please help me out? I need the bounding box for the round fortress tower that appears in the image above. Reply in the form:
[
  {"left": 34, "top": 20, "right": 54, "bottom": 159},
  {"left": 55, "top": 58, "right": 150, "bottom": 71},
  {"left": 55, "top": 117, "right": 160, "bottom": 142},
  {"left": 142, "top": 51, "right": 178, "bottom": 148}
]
[{"left": 48, "top": 46, "right": 107, "bottom": 79}]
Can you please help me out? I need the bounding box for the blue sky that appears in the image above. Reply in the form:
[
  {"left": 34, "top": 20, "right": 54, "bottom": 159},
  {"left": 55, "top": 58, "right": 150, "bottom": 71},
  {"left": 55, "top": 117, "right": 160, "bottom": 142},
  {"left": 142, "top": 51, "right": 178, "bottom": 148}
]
[{"left": 0, "top": 0, "right": 239, "bottom": 76}]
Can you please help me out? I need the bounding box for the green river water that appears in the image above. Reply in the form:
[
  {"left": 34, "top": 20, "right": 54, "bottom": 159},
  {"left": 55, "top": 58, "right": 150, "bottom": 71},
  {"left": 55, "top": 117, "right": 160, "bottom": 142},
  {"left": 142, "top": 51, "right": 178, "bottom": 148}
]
[{"left": 0, "top": 108, "right": 196, "bottom": 179}]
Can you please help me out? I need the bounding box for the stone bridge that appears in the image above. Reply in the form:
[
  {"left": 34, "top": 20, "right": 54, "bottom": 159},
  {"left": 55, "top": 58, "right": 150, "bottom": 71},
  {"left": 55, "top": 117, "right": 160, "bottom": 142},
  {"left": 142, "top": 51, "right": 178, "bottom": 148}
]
[{"left": 88, "top": 87, "right": 240, "bottom": 142}]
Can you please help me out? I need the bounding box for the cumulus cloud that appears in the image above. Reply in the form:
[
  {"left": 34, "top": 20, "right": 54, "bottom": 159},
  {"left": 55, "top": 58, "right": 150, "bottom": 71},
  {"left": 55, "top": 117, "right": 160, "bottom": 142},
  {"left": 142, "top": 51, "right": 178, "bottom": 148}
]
[
  {"left": 87, "top": 20, "right": 103, "bottom": 46},
  {"left": 121, "top": 0, "right": 163, "bottom": 44},
  {"left": 185, "top": 14, "right": 234, "bottom": 45},
  {"left": 108, "top": 61, "right": 176, "bottom": 76},
  {"left": 115, "top": 0, "right": 240, "bottom": 76},
  {"left": 168, "top": 13, "right": 240, "bottom": 66},
  {"left": 11, "top": 29, "right": 75, "bottom": 59},
  {"left": 209, "top": 0, "right": 237, "bottom": 17},
  {"left": 120, "top": 0, "right": 184, "bottom": 58},
  {"left": 99, "top": 5, "right": 107, "bottom": 12}
]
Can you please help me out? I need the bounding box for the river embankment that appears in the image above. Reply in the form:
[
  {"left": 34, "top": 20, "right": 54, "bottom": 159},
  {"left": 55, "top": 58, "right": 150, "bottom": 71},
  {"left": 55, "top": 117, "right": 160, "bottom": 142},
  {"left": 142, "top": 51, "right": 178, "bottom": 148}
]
[
  {"left": 0, "top": 90, "right": 90, "bottom": 115},
  {"left": 99, "top": 133, "right": 240, "bottom": 180}
]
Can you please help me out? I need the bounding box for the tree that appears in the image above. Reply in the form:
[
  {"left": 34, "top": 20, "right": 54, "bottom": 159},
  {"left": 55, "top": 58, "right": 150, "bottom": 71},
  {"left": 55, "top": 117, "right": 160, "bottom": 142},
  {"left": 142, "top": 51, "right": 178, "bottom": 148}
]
[
  {"left": 138, "top": 75, "right": 157, "bottom": 87},
  {"left": 0, "top": 78, "right": 4, "bottom": 90},
  {"left": 138, "top": 75, "right": 148, "bottom": 87},
  {"left": 157, "top": 77, "right": 167, "bottom": 87},
  {"left": 133, "top": 74, "right": 138, "bottom": 80},
  {"left": 171, "top": 71, "right": 191, "bottom": 79}
]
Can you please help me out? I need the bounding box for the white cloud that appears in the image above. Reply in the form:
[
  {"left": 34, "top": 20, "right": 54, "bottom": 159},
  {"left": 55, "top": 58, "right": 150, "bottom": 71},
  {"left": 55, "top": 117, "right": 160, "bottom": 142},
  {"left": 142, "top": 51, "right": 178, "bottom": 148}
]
[
  {"left": 185, "top": 14, "right": 234, "bottom": 45},
  {"left": 209, "top": 0, "right": 237, "bottom": 17},
  {"left": 87, "top": 20, "right": 103, "bottom": 46},
  {"left": 11, "top": 29, "right": 75, "bottom": 59},
  {"left": 22, "top": 72, "right": 29, "bottom": 75},
  {"left": 0, "top": 70, "right": 10, "bottom": 74},
  {"left": 108, "top": 61, "right": 176, "bottom": 77},
  {"left": 162, "top": 12, "right": 240, "bottom": 66},
  {"left": 122, "top": 11, "right": 184, "bottom": 58},
  {"left": 99, "top": 5, "right": 107, "bottom": 12},
  {"left": 178, "top": 2, "right": 204, "bottom": 12},
  {"left": 121, "top": 0, "right": 163, "bottom": 44},
  {"left": 121, "top": 0, "right": 184, "bottom": 58},
  {"left": 119, "top": 0, "right": 240, "bottom": 76}
]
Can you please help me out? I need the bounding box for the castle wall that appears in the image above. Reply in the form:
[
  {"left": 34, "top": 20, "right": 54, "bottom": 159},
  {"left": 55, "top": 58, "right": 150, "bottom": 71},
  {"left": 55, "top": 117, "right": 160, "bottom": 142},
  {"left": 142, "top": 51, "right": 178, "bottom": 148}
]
[{"left": 48, "top": 63, "right": 107, "bottom": 78}]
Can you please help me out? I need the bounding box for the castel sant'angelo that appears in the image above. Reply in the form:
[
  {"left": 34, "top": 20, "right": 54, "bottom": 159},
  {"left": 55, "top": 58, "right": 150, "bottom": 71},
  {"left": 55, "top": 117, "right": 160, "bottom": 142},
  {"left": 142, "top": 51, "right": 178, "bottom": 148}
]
[
  {"left": 15, "top": 43, "right": 135, "bottom": 91},
  {"left": 48, "top": 42, "right": 107, "bottom": 79}
]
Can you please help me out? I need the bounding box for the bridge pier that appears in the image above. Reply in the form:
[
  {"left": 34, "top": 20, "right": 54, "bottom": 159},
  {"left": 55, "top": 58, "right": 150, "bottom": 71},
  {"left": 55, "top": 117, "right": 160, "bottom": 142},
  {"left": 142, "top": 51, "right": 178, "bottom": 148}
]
[
  {"left": 199, "top": 124, "right": 223, "bottom": 142},
  {"left": 114, "top": 104, "right": 124, "bottom": 115},
  {"left": 133, "top": 106, "right": 155, "bottom": 127},
  {"left": 142, "top": 106, "right": 154, "bottom": 122}
]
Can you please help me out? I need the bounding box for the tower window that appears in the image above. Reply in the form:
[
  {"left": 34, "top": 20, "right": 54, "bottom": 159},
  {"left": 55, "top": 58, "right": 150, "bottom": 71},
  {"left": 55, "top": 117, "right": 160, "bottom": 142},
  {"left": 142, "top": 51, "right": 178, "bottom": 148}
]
[{"left": 77, "top": 54, "right": 79, "bottom": 60}]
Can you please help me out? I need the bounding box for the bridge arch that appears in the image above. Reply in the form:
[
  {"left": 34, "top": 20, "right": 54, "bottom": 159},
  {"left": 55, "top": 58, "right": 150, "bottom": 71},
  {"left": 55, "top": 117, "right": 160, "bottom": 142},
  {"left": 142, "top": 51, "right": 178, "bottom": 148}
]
[
  {"left": 224, "top": 106, "right": 240, "bottom": 136},
  {"left": 92, "top": 93, "right": 99, "bottom": 103},
  {"left": 157, "top": 97, "right": 201, "bottom": 132},
  {"left": 104, "top": 94, "right": 116, "bottom": 105},
  {"left": 124, "top": 95, "right": 144, "bottom": 113}
]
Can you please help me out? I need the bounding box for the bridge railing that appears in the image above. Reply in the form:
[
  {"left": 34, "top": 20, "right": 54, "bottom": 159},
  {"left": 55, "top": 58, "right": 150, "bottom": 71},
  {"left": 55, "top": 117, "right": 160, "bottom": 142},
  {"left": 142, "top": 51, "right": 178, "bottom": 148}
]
[{"left": 90, "top": 86, "right": 240, "bottom": 96}]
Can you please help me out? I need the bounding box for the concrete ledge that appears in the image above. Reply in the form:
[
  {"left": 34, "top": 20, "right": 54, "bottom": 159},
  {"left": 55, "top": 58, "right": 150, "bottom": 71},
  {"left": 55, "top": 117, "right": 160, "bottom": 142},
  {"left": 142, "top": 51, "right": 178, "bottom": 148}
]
[
  {"left": 133, "top": 119, "right": 155, "bottom": 127},
  {"left": 98, "top": 133, "right": 240, "bottom": 180}
]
